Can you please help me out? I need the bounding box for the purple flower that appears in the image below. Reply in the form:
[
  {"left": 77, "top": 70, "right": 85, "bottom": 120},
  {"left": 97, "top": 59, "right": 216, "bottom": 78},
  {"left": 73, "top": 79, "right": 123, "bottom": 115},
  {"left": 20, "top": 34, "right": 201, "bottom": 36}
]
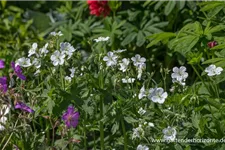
[
  {"left": 62, "top": 105, "right": 79, "bottom": 128},
  {"left": 15, "top": 102, "right": 34, "bottom": 113},
  {"left": 0, "top": 77, "right": 7, "bottom": 93},
  {"left": 11, "top": 62, "right": 26, "bottom": 80},
  {"left": 0, "top": 60, "right": 5, "bottom": 69}
]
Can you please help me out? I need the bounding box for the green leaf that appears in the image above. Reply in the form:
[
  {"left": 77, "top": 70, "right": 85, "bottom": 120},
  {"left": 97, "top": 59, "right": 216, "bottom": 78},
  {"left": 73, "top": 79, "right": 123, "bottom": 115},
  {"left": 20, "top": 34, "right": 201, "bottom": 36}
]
[
  {"left": 147, "top": 32, "right": 176, "bottom": 48},
  {"left": 111, "top": 121, "right": 119, "bottom": 135},
  {"left": 136, "top": 31, "right": 145, "bottom": 47},
  {"left": 164, "top": 1, "right": 176, "bottom": 16},
  {"left": 176, "top": 1, "right": 185, "bottom": 10},
  {"left": 202, "top": 58, "right": 225, "bottom": 65},
  {"left": 121, "top": 32, "right": 137, "bottom": 46},
  {"left": 124, "top": 116, "right": 138, "bottom": 124}
]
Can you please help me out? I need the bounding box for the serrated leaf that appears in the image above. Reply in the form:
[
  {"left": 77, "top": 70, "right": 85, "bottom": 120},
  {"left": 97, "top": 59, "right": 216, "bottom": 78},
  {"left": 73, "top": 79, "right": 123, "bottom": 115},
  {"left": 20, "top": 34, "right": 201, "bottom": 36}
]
[
  {"left": 164, "top": 1, "right": 176, "bottom": 16},
  {"left": 136, "top": 31, "right": 145, "bottom": 47},
  {"left": 121, "top": 32, "right": 137, "bottom": 46}
]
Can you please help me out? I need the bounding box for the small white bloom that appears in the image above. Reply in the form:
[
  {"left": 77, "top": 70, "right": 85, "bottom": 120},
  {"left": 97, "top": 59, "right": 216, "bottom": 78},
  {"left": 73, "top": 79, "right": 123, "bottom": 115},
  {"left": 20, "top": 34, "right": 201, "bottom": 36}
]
[
  {"left": 171, "top": 66, "right": 188, "bottom": 85},
  {"left": 60, "top": 42, "right": 76, "bottom": 60},
  {"left": 205, "top": 64, "right": 223, "bottom": 76},
  {"left": 33, "top": 58, "right": 41, "bottom": 69},
  {"left": 28, "top": 43, "right": 38, "bottom": 57},
  {"left": 0, "top": 116, "right": 7, "bottom": 131},
  {"left": 162, "top": 126, "right": 176, "bottom": 141},
  {"left": 69, "top": 67, "right": 76, "bottom": 78},
  {"left": 132, "top": 125, "right": 144, "bottom": 140},
  {"left": 148, "top": 122, "right": 154, "bottom": 127},
  {"left": 113, "top": 49, "right": 127, "bottom": 53},
  {"left": 148, "top": 87, "right": 168, "bottom": 104},
  {"left": 138, "top": 107, "right": 146, "bottom": 115},
  {"left": 39, "top": 43, "right": 49, "bottom": 57},
  {"left": 119, "top": 58, "right": 130, "bottom": 72},
  {"left": 50, "top": 50, "right": 65, "bottom": 66},
  {"left": 138, "top": 86, "right": 146, "bottom": 99},
  {"left": 50, "top": 31, "right": 63, "bottom": 37},
  {"left": 34, "top": 69, "right": 40, "bottom": 76},
  {"left": 122, "top": 78, "right": 135, "bottom": 83},
  {"left": 65, "top": 76, "right": 72, "bottom": 82},
  {"left": 103, "top": 52, "right": 118, "bottom": 67},
  {"left": 131, "top": 54, "right": 146, "bottom": 67},
  {"left": 16, "top": 57, "right": 32, "bottom": 67},
  {"left": 137, "top": 144, "right": 149, "bottom": 150},
  {"left": 93, "top": 36, "right": 110, "bottom": 42},
  {"left": 0, "top": 105, "right": 10, "bottom": 116}
]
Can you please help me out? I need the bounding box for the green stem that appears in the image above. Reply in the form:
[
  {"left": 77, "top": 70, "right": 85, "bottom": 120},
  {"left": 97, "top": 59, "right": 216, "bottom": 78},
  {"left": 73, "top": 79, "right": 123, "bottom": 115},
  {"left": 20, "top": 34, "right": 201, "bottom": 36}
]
[
  {"left": 69, "top": 129, "right": 73, "bottom": 150},
  {"left": 100, "top": 97, "right": 104, "bottom": 150},
  {"left": 121, "top": 119, "right": 128, "bottom": 150},
  {"left": 83, "top": 116, "right": 87, "bottom": 150}
]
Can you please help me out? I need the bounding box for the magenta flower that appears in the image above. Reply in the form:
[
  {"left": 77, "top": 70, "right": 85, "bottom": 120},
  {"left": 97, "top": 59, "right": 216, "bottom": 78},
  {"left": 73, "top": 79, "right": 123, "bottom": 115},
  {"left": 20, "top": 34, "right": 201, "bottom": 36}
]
[
  {"left": 11, "top": 62, "right": 26, "bottom": 80},
  {"left": 15, "top": 102, "right": 34, "bottom": 113},
  {"left": 0, "top": 60, "right": 5, "bottom": 69},
  {"left": 62, "top": 105, "right": 79, "bottom": 128},
  {"left": 0, "top": 77, "right": 7, "bottom": 93}
]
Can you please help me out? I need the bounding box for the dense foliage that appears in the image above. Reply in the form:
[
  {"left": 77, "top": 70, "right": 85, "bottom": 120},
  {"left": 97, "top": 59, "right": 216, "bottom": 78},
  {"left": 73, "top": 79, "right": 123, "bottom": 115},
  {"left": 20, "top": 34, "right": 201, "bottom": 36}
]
[{"left": 1, "top": 1, "right": 225, "bottom": 150}]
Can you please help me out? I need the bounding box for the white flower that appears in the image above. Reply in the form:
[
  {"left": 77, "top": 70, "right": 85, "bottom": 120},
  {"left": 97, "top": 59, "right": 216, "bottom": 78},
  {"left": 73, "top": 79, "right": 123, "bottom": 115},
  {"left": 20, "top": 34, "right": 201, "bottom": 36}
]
[
  {"left": 148, "top": 122, "right": 154, "bottom": 127},
  {"left": 50, "top": 50, "right": 65, "bottom": 66},
  {"left": 0, "top": 116, "right": 7, "bottom": 131},
  {"left": 103, "top": 52, "right": 118, "bottom": 67},
  {"left": 119, "top": 58, "right": 130, "bottom": 72},
  {"left": 113, "top": 49, "right": 127, "bottom": 53},
  {"left": 65, "top": 76, "right": 72, "bottom": 82},
  {"left": 50, "top": 31, "right": 63, "bottom": 36},
  {"left": 148, "top": 87, "right": 168, "bottom": 104},
  {"left": 137, "top": 144, "right": 149, "bottom": 150},
  {"left": 122, "top": 78, "right": 135, "bottom": 83},
  {"left": 28, "top": 43, "right": 38, "bottom": 57},
  {"left": 34, "top": 69, "right": 40, "bottom": 76},
  {"left": 138, "top": 86, "right": 146, "bottom": 99},
  {"left": 33, "top": 58, "right": 41, "bottom": 69},
  {"left": 60, "top": 42, "right": 76, "bottom": 60},
  {"left": 171, "top": 66, "right": 188, "bottom": 85},
  {"left": 132, "top": 125, "right": 144, "bottom": 140},
  {"left": 69, "top": 67, "right": 76, "bottom": 78},
  {"left": 138, "top": 107, "right": 146, "bottom": 115},
  {"left": 131, "top": 54, "right": 146, "bottom": 67},
  {"left": 0, "top": 105, "right": 10, "bottom": 131},
  {"left": 93, "top": 36, "right": 110, "bottom": 42},
  {"left": 39, "top": 43, "right": 49, "bottom": 57},
  {"left": 16, "top": 57, "right": 32, "bottom": 67},
  {"left": 162, "top": 126, "right": 176, "bottom": 141},
  {"left": 205, "top": 64, "right": 223, "bottom": 76}
]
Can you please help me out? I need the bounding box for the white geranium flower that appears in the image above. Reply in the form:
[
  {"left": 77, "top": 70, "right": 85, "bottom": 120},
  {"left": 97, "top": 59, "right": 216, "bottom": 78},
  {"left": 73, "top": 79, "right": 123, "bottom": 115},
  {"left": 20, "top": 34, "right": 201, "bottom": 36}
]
[
  {"left": 163, "top": 126, "right": 176, "bottom": 141},
  {"left": 137, "top": 63, "right": 146, "bottom": 80},
  {"left": 60, "top": 42, "right": 76, "bottom": 60},
  {"left": 138, "top": 107, "right": 146, "bottom": 115},
  {"left": 122, "top": 78, "right": 135, "bottom": 83},
  {"left": 205, "top": 64, "right": 223, "bottom": 76},
  {"left": 137, "top": 144, "right": 149, "bottom": 150},
  {"left": 0, "top": 116, "right": 7, "bottom": 131},
  {"left": 93, "top": 36, "right": 110, "bottom": 42},
  {"left": 28, "top": 43, "right": 38, "bottom": 57},
  {"left": 119, "top": 58, "right": 130, "bottom": 72},
  {"left": 103, "top": 52, "right": 118, "bottom": 67},
  {"left": 65, "top": 76, "right": 72, "bottom": 82},
  {"left": 50, "top": 31, "right": 63, "bottom": 37},
  {"left": 131, "top": 54, "right": 146, "bottom": 67},
  {"left": 132, "top": 125, "right": 144, "bottom": 140},
  {"left": 171, "top": 66, "right": 188, "bottom": 85},
  {"left": 39, "top": 43, "right": 49, "bottom": 57},
  {"left": 138, "top": 86, "right": 146, "bottom": 99},
  {"left": 33, "top": 58, "right": 41, "bottom": 69},
  {"left": 113, "top": 49, "right": 127, "bottom": 53},
  {"left": 50, "top": 50, "right": 65, "bottom": 66},
  {"left": 148, "top": 122, "right": 154, "bottom": 127},
  {"left": 148, "top": 87, "right": 168, "bottom": 104},
  {"left": 16, "top": 57, "right": 32, "bottom": 67},
  {"left": 34, "top": 69, "right": 40, "bottom": 76},
  {"left": 69, "top": 67, "right": 76, "bottom": 78}
]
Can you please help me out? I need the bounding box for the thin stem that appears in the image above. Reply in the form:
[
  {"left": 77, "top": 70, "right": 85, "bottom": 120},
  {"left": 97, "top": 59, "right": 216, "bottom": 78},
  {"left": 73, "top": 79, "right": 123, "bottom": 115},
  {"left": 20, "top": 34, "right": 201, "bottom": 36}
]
[
  {"left": 100, "top": 97, "right": 104, "bottom": 150},
  {"left": 121, "top": 119, "right": 128, "bottom": 150},
  {"left": 69, "top": 129, "right": 73, "bottom": 150}
]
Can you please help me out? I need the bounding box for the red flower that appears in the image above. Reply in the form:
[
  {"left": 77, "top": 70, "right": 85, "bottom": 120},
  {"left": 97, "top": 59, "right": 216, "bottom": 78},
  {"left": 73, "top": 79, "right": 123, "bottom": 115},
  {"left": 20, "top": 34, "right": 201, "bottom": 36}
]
[
  {"left": 87, "top": 0, "right": 110, "bottom": 17},
  {"left": 207, "top": 41, "right": 218, "bottom": 48}
]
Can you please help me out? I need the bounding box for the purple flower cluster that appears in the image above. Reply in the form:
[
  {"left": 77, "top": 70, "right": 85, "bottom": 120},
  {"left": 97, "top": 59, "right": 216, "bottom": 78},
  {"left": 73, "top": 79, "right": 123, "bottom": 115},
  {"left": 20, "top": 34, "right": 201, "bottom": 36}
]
[
  {"left": 15, "top": 101, "right": 34, "bottom": 113},
  {"left": 0, "top": 60, "right": 5, "bottom": 69},
  {"left": 62, "top": 105, "right": 79, "bottom": 128},
  {"left": 11, "top": 62, "right": 26, "bottom": 80},
  {"left": 0, "top": 59, "right": 7, "bottom": 93}
]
